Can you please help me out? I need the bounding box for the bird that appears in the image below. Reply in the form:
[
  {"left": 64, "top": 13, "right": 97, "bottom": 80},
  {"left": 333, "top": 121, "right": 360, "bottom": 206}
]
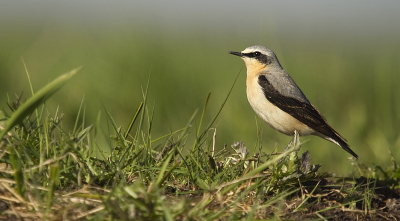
[{"left": 229, "top": 45, "right": 358, "bottom": 158}]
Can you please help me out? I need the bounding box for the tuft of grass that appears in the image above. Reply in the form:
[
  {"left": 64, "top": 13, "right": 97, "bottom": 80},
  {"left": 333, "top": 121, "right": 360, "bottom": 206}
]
[{"left": 0, "top": 66, "right": 83, "bottom": 140}]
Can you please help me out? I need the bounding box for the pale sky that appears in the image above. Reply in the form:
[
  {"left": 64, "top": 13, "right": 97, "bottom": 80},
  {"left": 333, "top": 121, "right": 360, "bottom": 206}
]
[{"left": 1, "top": 1, "right": 400, "bottom": 39}]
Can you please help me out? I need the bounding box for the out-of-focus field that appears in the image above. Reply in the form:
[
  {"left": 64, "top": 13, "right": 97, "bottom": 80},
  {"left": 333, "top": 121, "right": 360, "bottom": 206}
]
[{"left": 1, "top": 3, "right": 399, "bottom": 175}]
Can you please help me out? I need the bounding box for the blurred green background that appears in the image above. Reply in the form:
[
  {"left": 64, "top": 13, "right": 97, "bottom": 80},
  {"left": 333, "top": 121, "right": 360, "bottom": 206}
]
[{"left": 1, "top": 1, "right": 399, "bottom": 175}]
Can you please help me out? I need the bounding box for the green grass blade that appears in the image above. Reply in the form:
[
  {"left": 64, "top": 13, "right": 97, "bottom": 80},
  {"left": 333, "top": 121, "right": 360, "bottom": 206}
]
[
  {"left": 21, "top": 57, "right": 42, "bottom": 128},
  {"left": 75, "top": 125, "right": 94, "bottom": 143},
  {"left": 21, "top": 57, "right": 35, "bottom": 96},
  {"left": 161, "top": 200, "right": 174, "bottom": 221},
  {"left": 197, "top": 92, "right": 211, "bottom": 138},
  {"left": 0, "top": 66, "right": 83, "bottom": 139},
  {"left": 155, "top": 153, "right": 173, "bottom": 188},
  {"left": 124, "top": 102, "right": 143, "bottom": 139},
  {"left": 46, "top": 164, "right": 59, "bottom": 218},
  {"left": 73, "top": 95, "right": 85, "bottom": 135},
  {"left": 9, "top": 146, "right": 24, "bottom": 196}
]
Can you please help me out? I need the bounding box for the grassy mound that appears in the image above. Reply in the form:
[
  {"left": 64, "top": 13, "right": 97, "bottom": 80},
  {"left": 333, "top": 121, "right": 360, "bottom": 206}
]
[{"left": 0, "top": 68, "right": 399, "bottom": 220}]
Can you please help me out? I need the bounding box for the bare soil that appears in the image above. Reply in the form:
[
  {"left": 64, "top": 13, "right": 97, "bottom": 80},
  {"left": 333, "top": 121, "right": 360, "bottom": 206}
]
[{"left": 271, "top": 177, "right": 400, "bottom": 220}]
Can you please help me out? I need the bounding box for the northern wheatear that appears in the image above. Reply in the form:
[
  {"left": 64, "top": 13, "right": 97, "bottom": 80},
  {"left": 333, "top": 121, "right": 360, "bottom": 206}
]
[{"left": 229, "top": 45, "right": 358, "bottom": 158}]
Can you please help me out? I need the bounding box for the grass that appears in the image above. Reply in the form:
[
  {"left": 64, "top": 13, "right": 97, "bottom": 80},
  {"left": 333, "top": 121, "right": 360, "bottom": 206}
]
[{"left": 0, "top": 67, "right": 399, "bottom": 220}]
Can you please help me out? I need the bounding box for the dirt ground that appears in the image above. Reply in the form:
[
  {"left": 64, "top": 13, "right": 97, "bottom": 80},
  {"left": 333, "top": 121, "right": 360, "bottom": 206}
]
[
  {"left": 187, "top": 177, "right": 400, "bottom": 220},
  {"left": 277, "top": 177, "right": 400, "bottom": 220},
  {"left": 0, "top": 177, "right": 399, "bottom": 220}
]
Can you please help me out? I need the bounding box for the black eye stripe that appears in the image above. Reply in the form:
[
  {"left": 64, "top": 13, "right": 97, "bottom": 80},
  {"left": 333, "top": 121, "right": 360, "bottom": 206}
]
[
  {"left": 244, "top": 51, "right": 262, "bottom": 57},
  {"left": 243, "top": 51, "right": 271, "bottom": 65}
]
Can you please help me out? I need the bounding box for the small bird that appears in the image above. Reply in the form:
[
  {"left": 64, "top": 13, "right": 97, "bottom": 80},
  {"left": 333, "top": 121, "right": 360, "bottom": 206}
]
[{"left": 229, "top": 45, "right": 358, "bottom": 158}]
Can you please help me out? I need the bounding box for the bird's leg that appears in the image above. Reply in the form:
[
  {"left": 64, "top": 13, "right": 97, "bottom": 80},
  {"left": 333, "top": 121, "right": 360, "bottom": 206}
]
[
  {"left": 278, "top": 133, "right": 295, "bottom": 164},
  {"left": 278, "top": 131, "right": 299, "bottom": 164},
  {"left": 283, "top": 130, "right": 299, "bottom": 151}
]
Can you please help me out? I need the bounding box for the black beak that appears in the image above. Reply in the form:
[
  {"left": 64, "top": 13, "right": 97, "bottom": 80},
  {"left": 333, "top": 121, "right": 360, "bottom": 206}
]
[{"left": 228, "top": 51, "right": 243, "bottom": 57}]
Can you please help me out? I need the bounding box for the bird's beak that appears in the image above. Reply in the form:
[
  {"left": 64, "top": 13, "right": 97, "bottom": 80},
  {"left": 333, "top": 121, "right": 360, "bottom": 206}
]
[{"left": 229, "top": 51, "right": 243, "bottom": 57}]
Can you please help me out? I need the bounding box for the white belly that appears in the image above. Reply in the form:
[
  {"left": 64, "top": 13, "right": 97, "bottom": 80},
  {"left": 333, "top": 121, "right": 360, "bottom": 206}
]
[{"left": 246, "top": 79, "right": 315, "bottom": 136}]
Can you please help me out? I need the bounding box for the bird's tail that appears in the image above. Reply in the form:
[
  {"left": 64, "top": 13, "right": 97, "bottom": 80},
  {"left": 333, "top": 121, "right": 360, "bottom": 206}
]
[{"left": 323, "top": 135, "right": 358, "bottom": 159}]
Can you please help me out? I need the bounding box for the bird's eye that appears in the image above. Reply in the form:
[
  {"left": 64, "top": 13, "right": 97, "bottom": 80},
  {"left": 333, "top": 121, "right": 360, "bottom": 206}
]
[{"left": 254, "top": 52, "right": 261, "bottom": 56}]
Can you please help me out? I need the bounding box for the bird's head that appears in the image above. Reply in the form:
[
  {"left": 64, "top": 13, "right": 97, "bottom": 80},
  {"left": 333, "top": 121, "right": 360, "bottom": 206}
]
[{"left": 229, "top": 45, "right": 282, "bottom": 73}]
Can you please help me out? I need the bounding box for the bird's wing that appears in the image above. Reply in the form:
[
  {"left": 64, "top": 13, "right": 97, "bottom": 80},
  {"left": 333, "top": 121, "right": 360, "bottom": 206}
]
[
  {"left": 258, "top": 74, "right": 346, "bottom": 141},
  {"left": 258, "top": 74, "right": 358, "bottom": 158}
]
